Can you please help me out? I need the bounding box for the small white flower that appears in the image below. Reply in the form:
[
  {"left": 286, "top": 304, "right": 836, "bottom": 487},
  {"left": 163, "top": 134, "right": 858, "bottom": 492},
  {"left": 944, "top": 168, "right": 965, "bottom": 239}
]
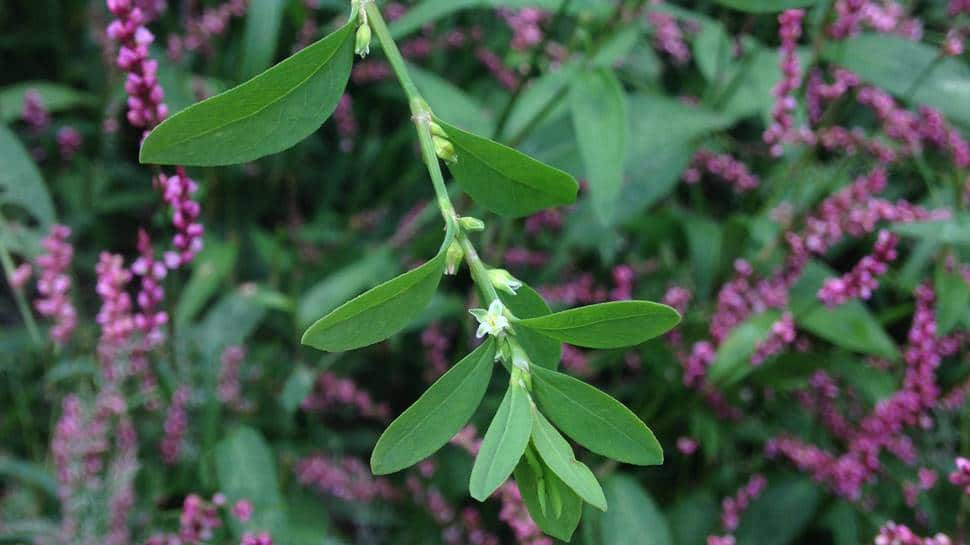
[{"left": 470, "top": 299, "right": 510, "bottom": 339}]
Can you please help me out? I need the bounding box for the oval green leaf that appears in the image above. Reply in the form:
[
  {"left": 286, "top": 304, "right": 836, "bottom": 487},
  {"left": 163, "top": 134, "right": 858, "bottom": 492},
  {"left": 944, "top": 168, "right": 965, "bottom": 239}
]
[
  {"left": 436, "top": 118, "right": 578, "bottom": 218},
  {"left": 570, "top": 67, "right": 628, "bottom": 223},
  {"left": 531, "top": 408, "right": 607, "bottom": 511},
  {"left": 531, "top": 365, "right": 663, "bottom": 465},
  {"left": 499, "top": 284, "right": 561, "bottom": 369},
  {"left": 371, "top": 339, "right": 497, "bottom": 475},
  {"left": 301, "top": 249, "right": 447, "bottom": 352},
  {"left": 470, "top": 381, "right": 533, "bottom": 501},
  {"left": 514, "top": 458, "right": 583, "bottom": 541},
  {"left": 516, "top": 300, "right": 681, "bottom": 349},
  {"left": 140, "top": 20, "right": 356, "bottom": 166}
]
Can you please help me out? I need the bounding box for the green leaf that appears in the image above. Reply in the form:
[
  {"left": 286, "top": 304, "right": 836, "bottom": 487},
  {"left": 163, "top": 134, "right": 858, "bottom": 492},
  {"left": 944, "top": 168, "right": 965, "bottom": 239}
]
[
  {"left": 279, "top": 364, "right": 317, "bottom": 415},
  {"left": 0, "top": 81, "right": 95, "bottom": 123},
  {"left": 372, "top": 339, "right": 497, "bottom": 475},
  {"left": 707, "top": 311, "right": 780, "bottom": 387},
  {"left": 302, "top": 247, "right": 448, "bottom": 352},
  {"left": 140, "top": 19, "right": 356, "bottom": 166},
  {"left": 469, "top": 381, "right": 532, "bottom": 500},
  {"left": 530, "top": 408, "right": 607, "bottom": 510},
  {"left": 790, "top": 261, "right": 899, "bottom": 359},
  {"left": 215, "top": 427, "right": 286, "bottom": 534},
  {"left": 410, "top": 64, "right": 493, "bottom": 136},
  {"left": 531, "top": 365, "right": 663, "bottom": 465},
  {"left": 516, "top": 300, "right": 681, "bottom": 349},
  {"left": 936, "top": 261, "right": 970, "bottom": 335},
  {"left": 0, "top": 125, "right": 55, "bottom": 236},
  {"left": 239, "top": 0, "right": 284, "bottom": 79},
  {"left": 683, "top": 211, "right": 723, "bottom": 299},
  {"left": 596, "top": 474, "right": 673, "bottom": 545},
  {"left": 503, "top": 62, "right": 579, "bottom": 140},
  {"left": 514, "top": 457, "right": 583, "bottom": 541},
  {"left": 570, "top": 67, "right": 628, "bottom": 223},
  {"left": 667, "top": 490, "right": 719, "bottom": 545},
  {"left": 822, "top": 33, "right": 970, "bottom": 126},
  {"left": 436, "top": 118, "right": 578, "bottom": 218},
  {"left": 892, "top": 216, "right": 970, "bottom": 246},
  {"left": 0, "top": 457, "right": 58, "bottom": 498},
  {"left": 297, "top": 249, "right": 396, "bottom": 328},
  {"left": 175, "top": 240, "right": 238, "bottom": 326},
  {"left": 499, "top": 284, "right": 561, "bottom": 369},
  {"left": 712, "top": 0, "right": 818, "bottom": 12},
  {"left": 735, "top": 477, "right": 819, "bottom": 545}
]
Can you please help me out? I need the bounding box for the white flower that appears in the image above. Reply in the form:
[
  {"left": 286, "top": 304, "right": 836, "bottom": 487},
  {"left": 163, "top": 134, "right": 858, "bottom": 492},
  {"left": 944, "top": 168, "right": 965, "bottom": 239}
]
[{"left": 470, "top": 299, "right": 510, "bottom": 339}]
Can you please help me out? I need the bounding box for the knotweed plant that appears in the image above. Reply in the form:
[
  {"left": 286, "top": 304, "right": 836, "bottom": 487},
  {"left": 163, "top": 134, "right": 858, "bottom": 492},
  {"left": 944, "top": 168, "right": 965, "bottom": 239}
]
[{"left": 137, "top": 0, "right": 680, "bottom": 538}]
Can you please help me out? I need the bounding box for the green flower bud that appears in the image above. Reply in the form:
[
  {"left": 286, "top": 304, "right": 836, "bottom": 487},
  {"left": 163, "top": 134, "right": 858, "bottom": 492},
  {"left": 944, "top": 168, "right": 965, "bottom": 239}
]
[
  {"left": 433, "top": 135, "right": 458, "bottom": 163},
  {"left": 445, "top": 240, "right": 463, "bottom": 275},
  {"left": 458, "top": 216, "right": 485, "bottom": 232},
  {"left": 488, "top": 268, "right": 522, "bottom": 295},
  {"left": 429, "top": 121, "right": 448, "bottom": 139},
  {"left": 355, "top": 24, "right": 372, "bottom": 58}
]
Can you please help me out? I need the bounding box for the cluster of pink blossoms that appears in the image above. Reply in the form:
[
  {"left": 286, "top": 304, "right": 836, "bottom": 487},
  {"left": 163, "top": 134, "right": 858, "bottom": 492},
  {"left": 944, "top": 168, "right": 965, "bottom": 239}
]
[
  {"left": 818, "top": 230, "right": 898, "bottom": 307},
  {"left": 421, "top": 321, "right": 453, "bottom": 381},
  {"left": 950, "top": 457, "right": 970, "bottom": 495},
  {"left": 161, "top": 385, "right": 190, "bottom": 464},
  {"left": 751, "top": 312, "right": 796, "bottom": 365},
  {"left": 132, "top": 229, "right": 169, "bottom": 349},
  {"left": 708, "top": 474, "right": 767, "bottom": 545},
  {"left": 874, "top": 522, "right": 952, "bottom": 545},
  {"left": 21, "top": 90, "right": 50, "bottom": 133},
  {"left": 158, "top": 168, "right": 204, "bottom": 268},
  {"left": 296, "top": 454, "right": 397, "bottom": 502},
  {"left": 829, "top": 0, "right": 921, "bottom": 39},
  {"left": 806, "top": 68, "right": 860, "bottom": 124},
  {"left": 499, "top": 8, "right": 547, "bottom": 51},
  {"left": 218, "top": 345, "right": 252, "bottom": 412},
  {"left": 301, "top": 371, "right": 390, "bottom": 421},
  {"left": 167, "top": 0, "right": 247, "bottom": 60},
  {"left": 240, "top": 532, "right": 273, "bottom": 545},
  {"left": 646, "top": 2, "right": 691, "bottom": 65},
  {"left": 683, "top": 150, "right": 760, "bottom": 192},
  {"left": 332, "top": 94, "right": 359, "bottom": 153},
  {"left": 764, "top": 9, "right": 805, "bottom": 156},
  {"left": 56, "top": 127, "right": 83, "bottom": 160},
  {"left": 35, "top": 224, "right": 77, "bottom": 346},
  {"left": 106, "top": 0, "right": 168, "bottom": 135},
  {"left": 95, "top": 252, "right": 135, "bottom": 375},
  {"left": 950, "top": 0, "right": 970, "bottom": 14}
]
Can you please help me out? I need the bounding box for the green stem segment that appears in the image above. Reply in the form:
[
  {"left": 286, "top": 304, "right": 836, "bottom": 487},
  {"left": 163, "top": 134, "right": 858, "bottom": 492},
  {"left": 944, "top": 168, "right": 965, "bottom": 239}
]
[{"left": 0, "top": 221, "right": 41, "bottom": 345}]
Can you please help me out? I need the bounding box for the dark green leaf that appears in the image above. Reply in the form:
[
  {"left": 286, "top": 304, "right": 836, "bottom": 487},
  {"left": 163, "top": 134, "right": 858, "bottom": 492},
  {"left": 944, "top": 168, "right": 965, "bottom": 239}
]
[
  {"left": 667, "top": 490, "right": 719, "bottom": 545},
  {"left": 935, "top": 261, "right": 970, "bottom": 335},
  {"left": 436, "top": 118, "right": 578, "bottom": 218},
  {"left": 516, "top": 300, "right": 681, "bottom": 349},
  {"left": 707, "top": 311, "right": 780, "bottom": 387},
  {"left": 0, "top": 125, "right": 55, "bottom": 241},
  {"left": 0, "top": 81, "right": 95, "bottom": 123},
  {"left": 140, "top": 20, "right": 355, "bottom": 166},
  {"left": 470, "top": 381, "right": 532, "bottom": 500},
  {"left": 597, "top": 474, "right": 673, "bottom": 545},
  {"left": 279, "top": 364, "right": 317, "bottom": 415},
  {"left": 822, "top": 33, "right": 970, "bottom": 126},
  {"left": 389, "top": 0, "right": 611, "bottom": 39},
  {"left": 410, "top": 64, "right": 492, "bottom": 136},
  {"left": 0, "top": 457, "right": 58, "bottom": 498},
  {"left": 215, "top": 427, "right": 286, "bottom": 534},
  {"left": 570, "top": 67, "right": 628, "bottom": 223},
  {"left": 531, "top": 365, "right": 663, "bottom": 465},
  {"left": 892, "top": 216, "right": 970, "bottom": 246},
  {"left": 735, "top": 477, "right": 819, "bottom": 545},
  {"left": 683, "top": 212, "right": 723, "bottom": 298},
  {"left": 531, "top": 408, "right": 607, "bottom": 510},
  {"left": 239, "top": 0, "right": 284, "bottom": 79},
  {"left": 372, "top": 339, "right": 496, "bottom": 475},
  {"left": 713, "top": 0, "right": 818, "bottom": 12},
  {"left": 302, "top": 248, "right": 447, "bottom": 352},
  {"left": 499, "top": 284, "right": 561, "bottom": 369},
  {"left": 514, "top": 457, "right": 583, "bottom": 541},
  {"left": 175, "top": 240, "right": 238, "bottom": 326}
]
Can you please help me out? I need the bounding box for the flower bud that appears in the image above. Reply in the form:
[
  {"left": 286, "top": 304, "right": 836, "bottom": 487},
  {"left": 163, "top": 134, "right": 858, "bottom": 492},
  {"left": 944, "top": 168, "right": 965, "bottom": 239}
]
[
  {"left": 433, "top": 135, "right": 457, "bottom": 163},
  {"left": 429, "top": 121, "right": 448, "bottom": 139},
  {"left": 510, "top": 341, "right": 531, "bottom": 372},
  {"left": 458, "top": 216, "right": 485, "bottom": 232},
  {"left": 488, "top": 268, "right": 522, "bottom": 295},
  {"left": 445, "top": 240, "right": 463, "bottom": 275},
  {"left": 355, "top": 24, "right": 371, "bottom": 58}
]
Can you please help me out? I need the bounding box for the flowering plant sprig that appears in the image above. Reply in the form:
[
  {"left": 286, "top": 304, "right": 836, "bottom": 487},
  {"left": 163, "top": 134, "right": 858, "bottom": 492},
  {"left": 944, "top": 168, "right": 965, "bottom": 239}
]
[{"left": 138, "top": 1, "right": 681, "bottom": 538}]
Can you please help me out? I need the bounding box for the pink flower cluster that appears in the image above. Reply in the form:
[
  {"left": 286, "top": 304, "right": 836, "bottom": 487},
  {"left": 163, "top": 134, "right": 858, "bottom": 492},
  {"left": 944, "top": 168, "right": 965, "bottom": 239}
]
[
  {"left": 525, "top": 209, "right": 564, "bottom": 235},
  {"left": 477, "top": 48, "right": 520, "bottom": 90},
  {"left": 8, "top": 262, "right": 32, "bottom": 289},
  {"left": 949, "top": 457, "right": 970, "bottom": 495},
  {"left": 647, "top": 5, "right": 691, "bottom": 65},
  {"left": 35, "top": 224, "right": 77, "bottom": 346},
  {"left": 132, "top": 229, "right": 169, "bottom": 350},
  {"left": 56, "top": 126, "right": 83, "bottom": 160},
  {"left": 106, "top": 0, "right": 169, "bottom": 134},
  {"left": 301, "top": 371, "right": 390, "bottom": 421},
  {"left": 950, "top": 0, "right": 970, "bottom": 15},
  {"left": 158, "top": 168, "right": 204, "bottom": 268},
  {"left": 498, "top": 482, "right": 553, "bottom": 545},
  {"left": 95, "top": 252, "right": 135, "bottom": 375},
  {"left": 422, "top": 322, "right": 453, "bottom": 381},
  {"left": 296, "top": 454, "right": 397, "bottom": 502},
  {"left": 918, "top": 106, "right": 970, "bottom": 168},
  {"left": 333, "top": 94, "right": 359, "bottom": 153},
  {"left": 561, "top": 345, "right": 593, "bottom": 377},
  {"left": 161, "top": 385, "right": 190, "bottom": 464},
  {"left": 218, "top": 345, "right": 252, "bottom": 412},
  {"left": 874, "top": 522, "right": 952, "bottom": 545},
  {"left": 22, "top": 89, "right": 50, "bottom": 132},
  {"left": 764, "top": 10, "right": 804, "bottom": 157},
  {"left": 806, "top": 68, "right": 860, "bottom": 124},
  {"left": 167, "top": 0, "right": 248, "bottom": 60},
  {"left": 721, "top": 474, "right": 768, "bottom": 532},
  {"left": 499, "top": 8, "right": 547, "bottom": 51},
  {"left": 178, "top": 494, "right": 222, "bottom": 543},
  {"left": 505, "top": 247, "right": 549, "bottom": 268},
  {"left": 241, "top": 532, "right": 273, "bottom": 545},
  {"left": 829, "top": 1, "right": 920, "bottom": 39},
  {"left": 751, "top": 312, "right": 796, "bottom": 365},
  {"left": 610, "top": 265, "right": 636, "bottom": 300},
  {"left": 815, "top": 126, "right": 898, "bottom": 163},
  {"left": 818, "top": 230, "right": 898, "bottom": 307},
  {"left": 683, "top": 150, "right": 760, "bottom": 192}
]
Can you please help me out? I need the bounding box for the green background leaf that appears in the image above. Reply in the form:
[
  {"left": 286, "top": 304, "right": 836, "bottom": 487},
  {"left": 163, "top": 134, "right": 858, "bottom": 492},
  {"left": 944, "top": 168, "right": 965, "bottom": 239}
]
[{"left": 592, "top": 474, "right": 673, "bottom": 545}]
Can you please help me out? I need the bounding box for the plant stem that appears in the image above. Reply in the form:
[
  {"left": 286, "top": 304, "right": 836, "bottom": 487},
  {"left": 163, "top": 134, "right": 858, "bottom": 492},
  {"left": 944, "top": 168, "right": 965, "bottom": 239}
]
[{"left": 0, "top": 219, "right": 41, "bottom": 345}]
